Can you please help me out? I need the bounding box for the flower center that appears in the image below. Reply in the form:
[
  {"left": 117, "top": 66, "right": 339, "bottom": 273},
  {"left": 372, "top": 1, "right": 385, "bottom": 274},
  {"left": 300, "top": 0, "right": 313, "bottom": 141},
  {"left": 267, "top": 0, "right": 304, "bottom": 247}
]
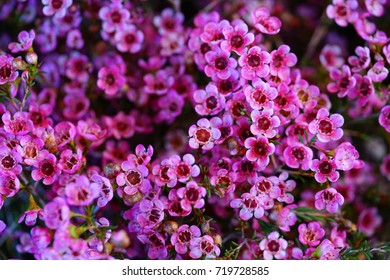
[
  {"left": 219, "top": 79, "right": 233, "bottom": 93},
  {"left": 319, "top": 161, "right": 333, "bottom": 174},
  {"left": 243, "top": 197, "right": 258, "bottom": 209},
  {"left": 206, "top": 96, "right": 218, "bottom": 109},
  {"left": 185, "top": 187, "right": 199, "bottom": 202},
  {"left": 272, "top": 54, "right": 283, "bottom": 68},
  {"left": 111, "top": 11, "right": 122, "bottom": 23},
  {"left": 255, "top": 179, "right": 272, "bottom": 193},
  {"left": 126, "top": 170, "right": 142, "bottom": 186},
  {"left": 41, "top": 162, "right": 55, "bottom": 176},
  {"left": 0, "top": 64, "right": 12, "bottom": 79},
  {"left": 1, "top": 155, "right": 16, "bottom": 169},
  {"left": 194, "top": 128, "right": 212, "bottom": 144},
  {"left": 254, "top": 141, "right": 268, "bottom": 156},
  {"left": 215, "top": 57, "right": 228, "bottom": 70},
  {"left": 176, "top": 163, "right": 190, "bottom": 177},
  {"left": 322, "top": 190, "right": 335, "bottom": 201},
  {"left": 257, "top": 117, "right": 271, "bottom": 131},
  {"left": 292, "top": 147, "right": 305, "bottom": 161},
  {"left": 241, "top": 160, "right": 254, "bottom": 172},
  {"left": 247, "top": 54, "right": 261, "bottom": 68},
  {"left": 51, "top": 0, "right": 63, "bottom": 10},
  {"left": 25, "top": 146, "right": 38, "bottom": 159},
  {"left": 230, "top": 35, "right": 244, "bottom": 49},
  {"left": 200, "top": 43, "right": 211, "bottom": 54},
  {"left": 200, "top": 240, "right": 214, "bottom": 254},
  {"left": 252, "top": 90, "right": 267, "bottom": 105},
  {"left": 178, "top": 230, "right": 192, "bottom": 243},
  {"left": 318, "top": 119, "right": 333, "bottom": 134},
  {"left": 216, "top": 175, "right": 231, "bottom": 188},
  {"left": 125, "top": 34, "right": 135, "bottom": 44},
  {"left": 149, "top": 233, "right": 164, "bottom": 247},
  {"left": 267, "top": 240, "right": 280, "bottom": 252},
  {"left": 149, "top": 209, "right": 161, "bottom": 223}
]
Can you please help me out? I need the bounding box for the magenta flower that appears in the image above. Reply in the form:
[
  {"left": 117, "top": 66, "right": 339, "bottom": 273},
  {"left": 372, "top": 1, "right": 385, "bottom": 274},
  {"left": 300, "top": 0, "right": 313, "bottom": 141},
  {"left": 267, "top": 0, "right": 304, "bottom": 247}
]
[
  {"left": 367, "top": 61, "right": 388, "bottom": 83},
  {"left": 252, "top": 7, "right": 282, "bottom": 34},
  {"left": 66, "top": 29, "right": 84, "bottom": 49},
  {"left": 152, "top": 160, "right": 177, "bottom": 188},
  {"left": 0, "top": 146, "right": 23, "bottom": 175},
  {"left": 63, "top": 94, "right": 90, "bottom": 120},
  {"left": 221, "top": 20, "right": 254, "bottom": 55},
  {"left": 65, "top": 175, "right": 100, "bottom": 206},
  {"left": 31, "top": 153, "right": 61, "bottom": 185},
  {"left": 276, "top": 205, "right": 297, "bottom": 232},
  {"left": 379, "top": 105, "right": 390, "bottom": 133},
  {"left": 308, "top": 108, "right": 344, "bottom": 143},
  {"left": 326, "top": 0, "right": 358, "bottom": 27},
  {"left": 357, "top": 207, "right": 382, "bottom": 237},
  {"left": 153, "top": 8, "right": 184, "bottom": 35},
  {"left": 250, "top": 108, "right": 281, "bottom": 138},
  {"left": 42, "top": 0, "right": 72, "bottom": 18},
  {"left": 137, "top": 199, "right": 165, "bottom": 229},
  {"left": 177, "top": 181, "right": 206, "bottom": 211},
  {"left": 283, "top": 144, "right": 313, "bottom": 170},
  {"left": 251, "top": 177, "right": 281, "bottom": 206},
  {"left": 99, "top": 1, "right": 130, "bottom": 33},
  {"left": 348, "top": 46, "right": 371, "bottom": 72},
  {"left": 65, "top": 52, "right": 91, "bottom": 83},
  {"left": 194, "top": 84, "right": 226, "bottom": 116},
  {"left": 205, "top": 48, "right": 237, "bottom": 80},
  {"left": 18, "top": 209, "right": 44, "bottom": 227},
  {"left": 137, "top": 230, "right": 168, "bottom": 259},
  {"left": 319, "top": 239, "right": 340, "bottom": 260},
  {"left": 298, "top": 222, "right": 325, "bottom": 247},
  {"left": 210, "top": 168, "right": 237, "bottom": 195},
  {"left": 167, "top": 189, "right": 191, "bottom": 217},
  {"left": 270, "top": 172, "right": 296, "bottom": 204},
  {"left": 334, "top": 142, "right": 363, "bottom": 171},
  {"left": 365, "top": 0, "right": 387, "bottom": 17},
  {"left": 90, "top": 173, "right": 113, "bottom": 208},
  {"left": 97, "top": 65, "right": 125, "bottom": 96},
  {"left": 8, "top": 30, "right": 36, "bottom": 53},
  {"left": 269, "top": 45, "right": 297, "bottom": 80},
  {"left": 171, "top": 225, "right": 201, "bottom": 255},
  {"left": 189, "top": 235, "right": 220, "bottom": 259},
  {"left": 116, "top": 159, "right": 150, "bottom": 195},
  {"left": 2, "top": 111, "right": 34, "bottom": 136},
  {"left": 43, "top": 197, "right": 70, "bottom": 229},
  {"left": 244, "top": 79, "right": 277, "bottom": 110},
  {"left": 0, "top": 54, "right": 18, "bottom": 85},
  {"left": 16, "top": 135, "right": 45, "bottom": 166},
  {"left": 327, "top": 65, "right": 356, "bottom": 98},
  {"left": 114, "top": 24, "right": 144, "bottom": 53},
  {"left": 188, "top": 117, "right": 221, "bottom": 150},
  {"left": 314, "top": 188, "right": 344, "bottom": 212},
  {"left": 0, "top": 172, "right": 20, "bottom": 198},
  {"left": 230, "top": 192, "right": 264, "bottom": 220},
  {"left": 170, "top": 154, "right": 200, "bottom": 183},
  {"left": 143, "top": 69, "right": 174, "bottom": 95},
  {"left": 155, "top": 90, "right": 185, "bottom": 124},
  {"left": 104, "top": 111, "right": 135, "bottom": 140},
  {"left": 200, "top": 19, "right": 229, "bottom": 44},
  {"left": 311, "top": 155, "right": 340, "bottom": 183},
  {"left": 259, "top": 231, "right": 288, "bottom": 260},
  {"left": 58, "top": 149, "right": 84, "bottom": 174},
  {"left": 244, "top": 136, "right": 275, "bottom": 169},
  {"left": 238, "top": 46, "right": 271, "bottom": 80},
  {"left": 319, "top": 44, "right": 345, "bottom": 71}
]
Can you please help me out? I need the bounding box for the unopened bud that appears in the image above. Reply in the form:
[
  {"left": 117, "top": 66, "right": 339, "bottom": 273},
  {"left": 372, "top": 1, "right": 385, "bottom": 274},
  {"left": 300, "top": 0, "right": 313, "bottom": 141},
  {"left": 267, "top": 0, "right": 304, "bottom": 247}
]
[
  {"left": 110, "top": 230, "right": 131, "bottom": 249},
  {"left": 104, "top": 163, "right": 121, "bottom": 179},
  {"left": 123, "top": 191, "right": 143, "bottom": 205},
  {"left": 201, "top": 220, "right": 211, "bottom": 234},
  {"left": 12, "top": 57, "right": 27, "bottom": 70},
  {"left": 211, "top": 233, "right": 222, "bottom": 246},
  {"left": 26, "top": 51, "right": 38, "bottom": 65},
  {"left": 161, "top": 221, "right": 178, "bottom": 235}
]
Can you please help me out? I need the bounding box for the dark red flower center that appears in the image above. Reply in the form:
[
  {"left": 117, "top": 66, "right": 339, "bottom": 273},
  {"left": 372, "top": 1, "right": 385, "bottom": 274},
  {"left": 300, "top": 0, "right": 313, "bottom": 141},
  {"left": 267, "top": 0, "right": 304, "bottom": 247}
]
[
  {"left": 126, "top": 170, "right": 142, "bottom": 186},
  {"left": 243, "top": 197, "right": 258, "bottom": 209},
  {"left": 1, "top": 155, "right": 16, "bottom": 169},
  {"left": 254, "top": 141, "right": 268, "bottom": 156},
  {"left": 215, "top": 57, "right": 228, "bottom": 70},
  {"left": 319, "top": 161, "right": 333, "bottom": 174},
  {"left": 125, "top": 34, "right": 135, "bottom": 44},
  {"left": 149, "top": 209, "right": 161, "bottom": 223},
  {"left": 178, "top": 230, "right": 192, "bottom": 243},
  {"left": 200, "top": 240, "right": 214, "bottom": 254},
  {"left": 206, "top": 96, "right": 218, "bottom": 109},
  {"left": 257, "top": 117, "right": 271, "bottom": 131},
  {"left": 51, "top": 0, "right": 63, "bottom": 10},
  {"left": 200, "top": 43, "right": 211, "bottom": 54},
  {"left": 267, "top": 240, "right": 280, "bottom": 252},
  {"left": 41, "top": 161, "right": 55, "bottom": 176},
  {"left": 230, "top": 35, "right": 244, "bottom": 49},
  {"left": 252, "top": 90, "right": 267, "bottom": 105},
  {"left": 0, "top": 64, "right": 12, "bottom": 79},
  {"left": 195, "top": 128, "right": 211, "bottom": 144},
  {"left": 255, "top": 180, "right": 272, "bottom": 193},
  {"left": 241, "top": 160, "right": 254, "bottom": 172},
  {"left": 272, "top": 54, "right": 283, "bottom": 68},
  {"left": 318, "top": 119, "right": 333, "bottom": 134},
  {"left": 292, "top": 147, "right": 305, "bottom": 161},
  {"left": 176, "top": 163, "right": 190, "bottom": 177},
  {"left": 185, "top": 187, "right": 200, "bottom": 202},
  {"left": 247, "top": 54, "right": 261, "bottom": 68}
]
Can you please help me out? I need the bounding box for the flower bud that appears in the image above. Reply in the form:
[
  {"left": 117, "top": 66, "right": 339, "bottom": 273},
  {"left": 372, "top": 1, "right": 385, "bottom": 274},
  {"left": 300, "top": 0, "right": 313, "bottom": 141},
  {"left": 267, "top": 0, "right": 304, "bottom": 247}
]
[
  {"left": 161, "top": 221, "right": 178, "bottom": 235},
  {"left": 211, "top": 233, "right": 222, "bottom": 246},
  {"left": 26, "top": 51, "right": 38, "bottom": 65},
  {"left": 104, "top": 163, "right": 121, "bottom": 179},
  {"left": 110, "top": 230, "right": 131, "bottom": 249},
  {"left": 12, "top": 57, "right": 27, "bottom": 70},
  {"left": 123, "top": 191, "right": 143, "bottom": 205}
]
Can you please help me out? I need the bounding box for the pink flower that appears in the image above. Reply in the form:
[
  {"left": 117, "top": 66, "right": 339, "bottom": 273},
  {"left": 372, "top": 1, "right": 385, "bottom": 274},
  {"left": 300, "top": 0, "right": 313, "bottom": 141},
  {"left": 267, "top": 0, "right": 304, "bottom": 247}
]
[
  {"left": 204, "top": 48, "right": 237, "bottom": 80},
  {"left": 104, "top": 111, "right": 135, "bottom": 140},
  {"left": 66, "top": 29, "right": 84, "bottom": 49},
  {"left": 238, "top": 46, "right": 271, "bottom": 80},
  {"left": 276, "top": 205, "right": 297, "bottom": 232},
  {"left": 326, "top": 0, "right": 359, "bottom": 27},
  {"left": 308, "top": 108, "right": 344, "bottom": 143},
  {"left": 137, "top": 230, "right": 168, "bottom": 259},
  {"left": 56, "top": 121, "right": 76, "bottom": 146},
  {"left": 270, "top": 172, "right": 296, "bottom": 204},
  {"left": 170, "top": 154, "right": 200, "bottom": 183},
  {"left": 18, "top": 209, "right": 44, "bottom": 227},
  {"left": 365, "top": 0, "right": 387, "bottom": 17},
  {"left": 137, "top": 199, "right": 165, "bottom": 229},
  {"left": 42, "top": 0, "right": 73, "bottom": 18},
  {"left": 314, "top": 188, "right": 344, "bottom": 212},
  {"left": 31, "top": 152, "right": 61, "bottom": 185},
  {"left": 153, "top": 8, "right": 184, "bottom": 35},
  {"left": 200, "top": 19, "right": 229, "bottom": 44},
  {"left": 16, "top": 135, "right": 46, "bottom": 166},
  {"left": 58, "top": 149, "right": 84, "bottom": 174},
  {"left": 319, "top": 44, "right": 345, "bottom": 71},
  {"left": 298, "top": 222, "right": 325, "bottom": 247},
  {"left": 311, "top": 155, "right": 340, "bottom": 183},
  {"left": 244, "top": 136, "right": 275, "bottom": 168},
  {"left": 188, "top": 117, "right": 221, "bottom": 150},
  {"left": 152, "top": 159, "right": 177, "bottom": 188},
  {"left": 252, "top": 7, "right": 282, "bottom": 34},
  {"left": 189, "top": 235, "right": 220, "bottom": 259},
  {"left": 155, "top": 90, "right": 185, "bottom": 124},
  {"left": 379, "top": 105, "right": 390, "bottom": 133},
  {"left": 65, "top": 52, "right": 91, "bottom": 83},
  {"left": 167, "top": 189, "right": 191, "bottom": 217},
  {"left": 171, "top": 225, "right": 201, "bottom": 255},
  {"left": 221, "top": 20, "right": 254, "bottom": 55},
  {"left": 230, "top": 192, "right": 264, "bottom": 220},
  {"left": 367, "top": 61, "right": 388, "bottom": 82},
  {"left": 283, "top": 143, "right": 313, "bottom": 170},
  {"left": 90, "top": 173, "right": 113, "bottom": 208},
  {"left": 319, "top": 239, "right": 340, "bottom": 260},
  {"left": 244, "top": 79, "right": 277, "bottom": 110},
  {"left": 8, "top": 30, "right": 36, "bottom": 53},
  {"left": 43, "top": 197, "right": 70, "bottom": 229},
  {"left": 177, "top": 181, "right": 206, "bottom": 211},
  {"left": 0, "top": 146, "right": 23, "bottom": 175},
  {"left": 269, "top": 45, "right": 297, "bottom": 80},
  {"left": 259, "top": 231, "right": 288, "bottom": 260},
  {"left": 334, "top": 142, "right": 363, "bottom": 171},
  {"left": 99, "top": 1, "right": 130, "bottom": 33},
  {"left": 65, "top": 175, "right": 100, "bottom": 206},
  {"left": 348, "top": 46, "right": 371, "bottom": 72},
  {"left": 0, "top": 172, "right": 20, "bottom": 197},
  {"left": 328, "top": 65, "right": 356, "bottom": 98},
  {"left": 114, "top": 24, "right": 144, "bottom": 53},
  {"left": 2, "top": 111, "right": 34, "bottom": 136},
  {"left": 357, "top": 207, "right": 382, "bottom": 237},
  {"left": 193, "top": 84, "right": 226, "bottom": 116},
  {"left": 143, "top": 69, "right": 174, "bottom": 95},
  {"left": 250, "top": 108, "right": 281, "bottom": 138},
  {"left": 97, "top": 65, "right": 125, "bottom": 96},
  {"left": 251, "top": 177, "right": 281, "bottom": 206},
  {"left": 116, "top": 159, "right": 150, "bottom": 195},
  {"left": 210, "top": 168, "right": 237, "bottom": 196}
]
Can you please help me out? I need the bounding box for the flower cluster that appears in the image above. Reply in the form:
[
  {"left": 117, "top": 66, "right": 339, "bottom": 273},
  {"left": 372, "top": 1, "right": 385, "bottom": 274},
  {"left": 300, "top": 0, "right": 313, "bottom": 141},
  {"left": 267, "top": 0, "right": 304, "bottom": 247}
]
[{"left": 0, "top": 0, "right": 389, "bottom": 260}]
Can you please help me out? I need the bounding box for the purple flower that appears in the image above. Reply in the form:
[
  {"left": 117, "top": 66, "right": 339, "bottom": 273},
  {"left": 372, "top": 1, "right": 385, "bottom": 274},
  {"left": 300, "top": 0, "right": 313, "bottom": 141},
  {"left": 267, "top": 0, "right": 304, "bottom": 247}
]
[
  {"left": 137, "top": 199, "right": 164, "bottom": 229},
  {"left": 143, "top": 69, "right": 174, "bottom": 95},
  {"left": 269, "top": 45, "right": 297, "bottom": 80},
  {"left": 238, "top": 46, "right": 270, "bottom": 80},
  {"left": 358, "top": 207, "right": 382, "bottom": 237},
  {"left": 298, "top": 222, "right": 325, "bottom": 247},
  {"left": 99, "top": 1, "right": 130, "bottom": 33},
  {"left": 314, "top": 188, "right": 344, "bottom": 212},
  {"left": 116, "top": 159, "right": 150, "bottom": 195},
  {"left": 8, "top": 30, "right": 36, "bottom": 53},
  {"left": 205, "top": 48, "right": 237, "bottom": 80},
  {"left": 319, "top": 239, "right": 340, "bottom": 260},
  {"left": 252, "top": 7, "right": 282, "bottom": 35},
  {"left": 18, "top": 209, "right": 44, "bottom": 227},
  {"left": 250, "top": 108, "right": 281, "bottom": 138},
  {"left": 66, "top": 29, "right": 84, "bottom": 49},
  {"left": 177, "top": 181, "right": 206, "bottom": 211},
  {"left": 326, "top": 0, "right": 358, "bottom": 27},
  {"left": 43, "top": 197, "right": 70, "bottom": 229},
  {"left": 276, "top": 205, "right": 297, "bottom": 232},
  {"left": 379, "top": 105, "right": 390, "bottom": 133},
  {"left": 334, "top": 142, "right": 363, "bottom": 171},
  {"left": 311, "top": 155, "right": 340, "bottom": 183},
  {"left": 137, "top": 230, "right": 168, "bottom": 260},
  {"left": 155, "top": 90, "right": 185, "bottom": 124},
  {"left": 0, "top": 145, "right": 23, "bottom": 175},
  {"left": 104, "top": 111, "right": 135, "bottom": 140},
  {"left": 319, "top": 44, "right": 345, "bottom": 71},
  {"left": 221, "top": 20, "right": 254, "bottom": 55},
  {"left": 259, "top": 231, "right": 288, "bottom": 260},
  {"left": 153, "top": 8, "right": 184, "bottom": 35},
  {"left": 171, "top": 154, "right": 200, "bottom": 183},
  {"left": 244, "top": 79, "right": 277, "bottom": 110},
  {"left": 90, "top": 173, "right": 113, "bottom": 208},
  {"left": 193, "top": 84, "right": 226, "bottom": 116},
  {"left": 114, "top": 24, "right": 144, "bottom": 53},
  {"left": 171, "top": 225, "right": 201, "bottom": 255},
  {"left": 365, "top": 0, "right": 387, "bottom": 17},
  {"left": 65, "top": 52, "right": 91, "bottom": 83},
  {"left": 189, "top": 235, "right": 220, "bottom": 259},
  {"left": 188, "top": 117, "right": 221, "bottom": 150},
  {"left": 230, "top": 192, "right": 264, "bottom": 220},
  {"left": 65, "top": 175, "right": 100, "bottom": 206},
  {"left": 367, "top": 61, "right": 388, "bottom": 82},
  {"left": 308, "top": 108, "right": 344, "bottom": 143},
  {"left": 42, "top": 0, "right": 73, "bottom": 18},
  {"left": 244, "top": 136, "right": 275, "bottom": 169},
  {"left": 0, "top": 172, "right": 20, "bottom": 197},
  {"left": 2, "top": 111, "right": 34, "bottom": 136},
  {"left": 283, "top": 143, "right": 313, "bottom": 170},
  {"left": 348, "top": 46, "right": 371, "bottom": 72},
  {"left": 31, "top": 153, "right": 61, "bottom": 185}
]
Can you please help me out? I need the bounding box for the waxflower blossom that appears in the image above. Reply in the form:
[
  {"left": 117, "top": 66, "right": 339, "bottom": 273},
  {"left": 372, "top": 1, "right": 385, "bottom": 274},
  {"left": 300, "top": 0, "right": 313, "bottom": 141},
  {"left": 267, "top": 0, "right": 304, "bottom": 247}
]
[
  {"left": 114, "top": 24, "right": 144, "bottom": 53},
  {"left": 326, "top": 0, "right": 359, "bottom": 27},
  {"left": 42, "top": 0, "right": 73, "bottom": 18},
  {"left": 170, "top": 154, "right": 200, "bottom": 183},
  {"left": 189, "top": 235, "right": 220, "bottom": 259},
  {"left": 269, "top": 44, "right": 297, "bottom": 80},
  {"left": 171, "top": 225, "right": 201, "bottom": 255},
  {"left": 0, "top": 146, "right": 23, "bottom": 175},
  {"left": 379, "top": 105, "right": 390, "bottom": 133},
  {"left": 308, "top": 108, "right": 344, "bottom": 143},
  {"left": 367, "top": 61, "right": 388, "bottom": 83},
  {"left": 348, "top": 46, "right": 371, "bottom": 72},
  {"left": 137, "top": 230, "right": 168, "bottom": 259},
  {"left": 319, "top": 239, "right": 340, "bottom": 260},
  {"left": 0, "top": 173, "right": 20, "bottom": 198},
  {"left": 97, "top": 65, "right": 125, "bottom": 96},
  {"left": 189, "top": 117, "right": 221, "bottom": 150},
  {"left": 230, "top": 192, "right": 265, "bottom": 220},
  {"left": 221, "top": 20, "right": 254, "bottom": 55},
  {"left": 65, "top": 175, "right": 100, "bottom": 206},
  {"left": 193, "top": 84, "right": 226, "bottom": 116},
  {"left": 250, "top": 108, "right": 281, "bottom": 138},
  {"left": 283, "top": 144, "right": 313, "bottom": 170},
  {"left": 358, "top": 207, "right": 382, "bottom": 237},
  {"left": 298, "top": 222, "right": 325, "bottom": 247},
  {"left": 244, "top": 136, "right": 275, "bottom": 169},
  {"left": 43, "top": 197, "right": 70, "bottom": 229},
  {"left": 116, "top": 159, "right": 150, "bottom": 195},
  {"left": 177, "top": 181, "right": 207, "bottom": 211},
  {"left": 2, "top": 111, "right": 34, "bottom": 136},
  {"left": 8, "top": 30, "right": 36, "bottom": 53},
  {"left": 99, "top": 1, "right": 130, "bottom": 33},
  {"left": 31, "top": 153, "right": 61, "bottom": 185},
  {"left": 238, "top": 46, "right": 271, "bottom": 80},
  {"left": 137, "top": 199, "right": 165, "bottom": 229},
  {"left": 311, "top": 155, "right": 340, "bottom": 183},
  {"left": 314, "top": 188, "right": 344, "bottom": 213},
  {"left": 252, "top": 7, "right": 282, "bottom": 35},
  {"left": 244, "top": 79, "right": 277, "bottom": 110},
  {"left": 327, "top": 65, "right": 356, "bottom": 98},
  {"left": 204, "top": 48, "right": 237, "bottom": 80},
  {"left": 319, "top": 44, "right": 345, "bottom": 71},
  {"left": 334, "top": 142, "right": 363, "bottom": 171},
  {"left": 259, "top": 231, "right": 288, "bottom": 260}
]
